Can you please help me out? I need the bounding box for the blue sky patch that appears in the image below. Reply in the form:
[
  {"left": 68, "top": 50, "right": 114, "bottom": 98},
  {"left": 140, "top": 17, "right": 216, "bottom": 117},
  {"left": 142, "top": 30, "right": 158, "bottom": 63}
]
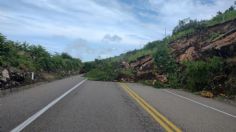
[{"left": 0, "top": 0, "right": 234, "bottom": 61}]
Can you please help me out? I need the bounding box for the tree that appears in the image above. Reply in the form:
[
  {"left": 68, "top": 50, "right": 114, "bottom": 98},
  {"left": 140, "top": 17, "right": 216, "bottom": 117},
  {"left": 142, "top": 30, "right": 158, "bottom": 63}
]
[
  {"left": 154, "top": 42, "right": 177, "bottom": 74},
  {"left": 217, "top": 11, "right": 222, "bottom": 15},
  {"left": 0, "top": 33, "right": 6, "bottom": 44},
  {"left": 61, "top": 52, "right": 73, "bottom": 59},
  {"left": 0, "top": 32, "right": 82, "bottom": 74},
  {"left": 225, "top": 6, "right": 235, "bottom": 13}
]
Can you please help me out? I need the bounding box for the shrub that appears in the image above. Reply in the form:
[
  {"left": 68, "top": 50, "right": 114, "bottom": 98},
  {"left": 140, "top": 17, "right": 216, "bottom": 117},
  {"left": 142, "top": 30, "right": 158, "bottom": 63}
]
[
  {"left": 167, "top": 73, "right": 180, "bottom": 88},
  {"left": 183, "top": 57, "right": 223, "bottom": 92},
  {"left": 0, "top": 33, "right": 82, "bottom": 74},
  {"left": 85, "top": 61, "right": 120, "bottom": 81},
  {"left": 119, "top": 69, "right": 135, "bottom": 78},
  {"left": 154, "top": 42, "right": 177, "bottom": 74},
  {"left": 85, "top": 69, "right": 108, "bottom": 81}
]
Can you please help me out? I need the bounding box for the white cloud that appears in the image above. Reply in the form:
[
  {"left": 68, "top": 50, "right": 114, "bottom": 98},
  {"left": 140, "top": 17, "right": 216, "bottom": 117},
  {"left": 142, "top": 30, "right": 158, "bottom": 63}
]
[
  {"left": 0, "top": 0, "right": 235, "bottom": 61},
  {"left": 0, "top": 0, "right": 156, "bottom": 45},
  {"left": 102, "top": 34, "right": 122, "bottom": 43},
  {"left": 148, "top": 0, "right": 235, "bottom": 34}
]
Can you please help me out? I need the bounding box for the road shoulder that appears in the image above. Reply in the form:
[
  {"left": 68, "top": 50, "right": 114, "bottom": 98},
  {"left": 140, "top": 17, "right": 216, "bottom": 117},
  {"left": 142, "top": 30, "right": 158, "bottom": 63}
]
[{"left": 126, "top": 83, "right": 236, "bottom": 132}]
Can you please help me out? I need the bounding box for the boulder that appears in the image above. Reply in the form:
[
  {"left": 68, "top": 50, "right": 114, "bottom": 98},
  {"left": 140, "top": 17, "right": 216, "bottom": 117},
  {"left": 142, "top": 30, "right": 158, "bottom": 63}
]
[
  {"left": 121, "top": 61, "right": 130, "bottom": 69},
  {"left": 1, "top": 69, "right": 10, "bottom": 82},
  {"left": 139, "top": 61, "right": 153, "bottom": 71},
  {"left": 155, "top": 74, "right": 168, "bottom": 83},
  {"left": 178, "top": 47, "right": 199, "bottom": 62},
  {"left": 200, "top": 91, "right": 214, "bottom": 98}
]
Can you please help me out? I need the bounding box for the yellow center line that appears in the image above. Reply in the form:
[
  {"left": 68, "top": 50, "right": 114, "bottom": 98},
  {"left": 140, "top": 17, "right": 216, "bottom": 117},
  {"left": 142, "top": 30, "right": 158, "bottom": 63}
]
[
  {"left": 118, "top": 83, "right": 182, "bottom": 132},
  {"left": 124, "top": 84, "right": 181, "bottom": 131}
]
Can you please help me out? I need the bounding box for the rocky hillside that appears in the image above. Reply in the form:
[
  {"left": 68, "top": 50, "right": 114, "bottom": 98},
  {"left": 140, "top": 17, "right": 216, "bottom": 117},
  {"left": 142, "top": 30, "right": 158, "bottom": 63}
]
[
  {"left": 118, "top": 18, "right": 235, "bottom": 79},
  {"left": 171, "top": 19, "right": 236, "bottom": 62},
  {"left": 119, "top": 20, "right": 235, "bottom": 97},
  {"left": 85, "top": 7, "right": 236, "bottom": 97}
]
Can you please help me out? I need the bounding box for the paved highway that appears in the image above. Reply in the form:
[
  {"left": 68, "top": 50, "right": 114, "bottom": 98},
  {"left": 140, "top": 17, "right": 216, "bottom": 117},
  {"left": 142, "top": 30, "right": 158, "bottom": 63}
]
[{"left": 0, "top": 75, "right": 236, "bottom": 132}]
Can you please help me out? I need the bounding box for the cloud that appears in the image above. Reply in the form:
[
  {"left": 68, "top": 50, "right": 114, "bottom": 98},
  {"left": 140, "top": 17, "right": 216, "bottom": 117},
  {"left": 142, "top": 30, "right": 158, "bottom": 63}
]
[
  {"left": 148, "top": 0, "right": 235, "bottom": 34},
  {"left": 64, "top": 38, "right": 132, "bottom": 61},
  {"left": 102, "top": 34, "right": 122, "bottom": 43},
  {"left": 65, "top": 38, "right": 93, "bottom": 60},
  {"left": 0, "top": 0, "right": 235, "bottom": 61}
]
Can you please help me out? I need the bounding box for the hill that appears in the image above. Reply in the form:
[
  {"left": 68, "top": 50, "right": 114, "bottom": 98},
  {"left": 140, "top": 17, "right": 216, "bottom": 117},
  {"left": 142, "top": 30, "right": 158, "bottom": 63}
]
[{"left": 84, "top": 5, "right": 236, "bottom": 98}]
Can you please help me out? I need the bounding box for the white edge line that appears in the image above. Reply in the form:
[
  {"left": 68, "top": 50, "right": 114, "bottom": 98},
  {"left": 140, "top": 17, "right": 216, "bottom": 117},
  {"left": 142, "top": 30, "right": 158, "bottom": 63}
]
[
  {"left": 163, "top": 89, "right": 236, "bottom": 118},
  {"left": 11, "top": 79, "right": 87, "bottom": 132}
]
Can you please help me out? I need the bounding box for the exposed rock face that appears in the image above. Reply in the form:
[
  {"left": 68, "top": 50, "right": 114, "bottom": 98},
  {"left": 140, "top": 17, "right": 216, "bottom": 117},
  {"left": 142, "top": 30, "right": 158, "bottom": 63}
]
[
  {"left": 168, "top": 19, "right": 236, "bottom": 95},
  {"left": 123, "top": 19, "right": 236, "bottom": 84},
  {"left": 178, "top": 47, "right": 199, "bottom": 62},
  {"left": 130, "top": 55, "right": 153, "bottom": 69},
  {"left": 170, "top": 18, "right": 236, "bottom": 62},
  {"left": 208, "top": 18, "right": 236, "bottom": 34},
  {"left": 202, "top": 31, "right": 236, "bottom": 57}
]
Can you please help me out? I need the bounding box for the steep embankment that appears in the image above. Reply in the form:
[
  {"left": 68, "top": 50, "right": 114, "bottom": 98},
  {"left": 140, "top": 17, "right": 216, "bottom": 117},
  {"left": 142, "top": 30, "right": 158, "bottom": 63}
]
[
  {"left": 117, "top": 19, "right": 236, "bottom": 97},
  {"left": 171, "top": 19, "right": 236, "bottom": 62},
  {"left": 84, "top": 8, "right": 236, "bottom": 97}
]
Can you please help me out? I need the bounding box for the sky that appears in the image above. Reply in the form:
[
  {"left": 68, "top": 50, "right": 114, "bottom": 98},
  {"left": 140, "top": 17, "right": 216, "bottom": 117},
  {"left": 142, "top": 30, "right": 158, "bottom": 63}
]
[{"left": 0, "top": 0, "right": 235, "bottom": 62}]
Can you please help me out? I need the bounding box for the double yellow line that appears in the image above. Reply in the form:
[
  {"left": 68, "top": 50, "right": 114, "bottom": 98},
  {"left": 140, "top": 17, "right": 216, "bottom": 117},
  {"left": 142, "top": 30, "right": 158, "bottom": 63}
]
[{"left": 119, "top": 83, "right": 182, "bottom": 132}]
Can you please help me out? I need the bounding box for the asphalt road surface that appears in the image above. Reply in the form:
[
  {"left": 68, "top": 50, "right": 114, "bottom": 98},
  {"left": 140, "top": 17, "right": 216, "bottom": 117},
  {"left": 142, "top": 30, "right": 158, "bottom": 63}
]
[{"left": 0, "top": 75, "right": 236, "bottom": 132}]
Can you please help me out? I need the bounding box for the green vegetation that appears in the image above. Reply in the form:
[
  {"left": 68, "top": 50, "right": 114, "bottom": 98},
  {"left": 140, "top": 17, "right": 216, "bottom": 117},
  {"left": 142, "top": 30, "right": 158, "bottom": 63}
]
[
  {"left": 169, "top": 28, "right": 195, "bottom": 42},
  {"left": 173, "top": 19, "right": 206, "bottom": 34},
  {"left": 110, "top": 48, "right": 154, "bottom": 63},
  {"left": 169, "top": 5, "right": 236, "bottom": 42},
  {"left": 0, "top": 33, "right": 82, "bottom": 76},
  {"left": 85, "top": 61, "right": 120, "bottom": 81},
  {"left": 84, "top": 4, "right": 236, "bottom": 96},
  {"left": 206, "top": 6, "right": 236, "bottom": 26},
  {"left": 84, "top": 59, "right": 135, "bottom": 81},
  {"left": 182, "top": 57, "right": 224, "bottom": 92},
  {"left": 153, "top": 42, "right": 177, "bottom": 74},
  {"left": 151, "top": 41, "right": 180, "bottom": 88}
]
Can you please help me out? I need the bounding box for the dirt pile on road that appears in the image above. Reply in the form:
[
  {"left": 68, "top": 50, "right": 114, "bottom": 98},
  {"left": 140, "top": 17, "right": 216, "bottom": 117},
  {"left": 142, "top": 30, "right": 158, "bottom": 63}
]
[{"left": 120, "top": 55, "right": 168, "bottom": 83}]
